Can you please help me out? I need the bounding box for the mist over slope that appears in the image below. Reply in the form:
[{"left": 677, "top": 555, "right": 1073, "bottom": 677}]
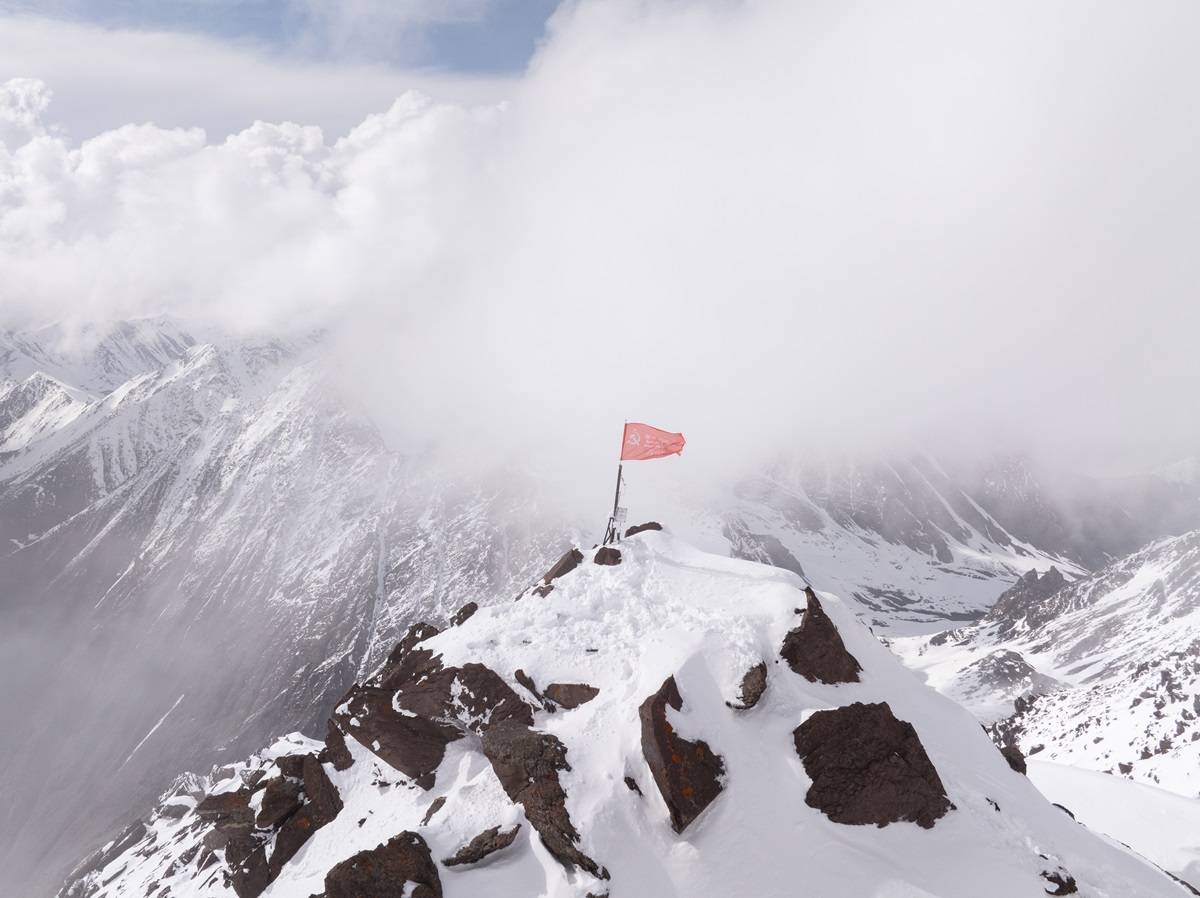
[{"left": 3, "top": 319, "right": 1198, "bottom": 897}]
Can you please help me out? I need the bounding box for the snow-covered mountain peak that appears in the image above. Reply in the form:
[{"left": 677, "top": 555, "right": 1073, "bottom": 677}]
[{"left": 61, "top": 529, "right": 1188, "bottom": 898}]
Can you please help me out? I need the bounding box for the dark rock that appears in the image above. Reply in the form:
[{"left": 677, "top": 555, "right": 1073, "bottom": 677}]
[
  {"left": 375, "top": 623, "right": 443, "bottom": 691},
  {"left": 1041, "top": 868, "right": 1078, "bottom": 895},
  {"left": 1052, "top": 803, "right": 1076, "bottom": 820},
  {"left": 255, "top": 777, "right": 303, "bottom": 829},
  {"left": 319, "top": 719, "right": 354, "bottom": 772},
  {"left": 302, "top": 755, "right": 343, "bottom": 825},
  {"left": 274, "top": 754, "right": 307, "bottom": 780},
  {"left": 728, "top": 662, "right": 767, "bottom": 710},
  {"left": 481, "top": 720, "right": 607, "bottom": 879},
  {"left": 449, "top": 602, "right": 478, "bottom": 627},
  {"left": 225, "top": 835, "right": 270, "bottom": 898},
  {"left": 339, "top": 655, "right": 533, "bottom": 791},
  {"left": 442, "top": 824, "right": 521, "bottom": 866},
  {"left": 625, "top": 521, "right": 663, "bottom": 537},
  {"left": 515, "top": 668, "right": 555, "bottom": 711},
  {"left": 638, "top": 676, "right": 725, "bottom": 833},
  {"left": 543, "top": 683, "right": 599, "bottom": 709},
  {"left": 624, "top": 776, "right": 642, "bottom": 796},
  {"left": 534, "top": 548, "right": 585, "bottom": 596},
  {"left": 593, "top": 546, "right": 622, "bottom": 566},
  {"left": 1000, "top": 743, "right": 1027, "bottom": 775},
  {"left": 320, "top": 831, "right": 442, "bottom": 898},
  {"left": 195, "top": 789, "right": 255, "bottom": 829},
  {"left": 1118, "top": 762, "right": 1133, "bottom": 774},
  {"left": 334, "top": 685, "right": 460, "bottom": 789},
  {"left": 780, "top": 588, "right": 862, "bottom": 684},
  {"left": 394, "top": 662, "right": 534, "bottom": 732},
  {"left": 420, "top": 796, "right": 446, "bottom": 826},
  {"left": 792, "top": 702, "right": 953, "bottom": 829}
]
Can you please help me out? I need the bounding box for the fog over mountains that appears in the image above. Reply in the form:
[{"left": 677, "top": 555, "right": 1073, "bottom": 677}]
[
  {"left": 5, "top": 1, "right": 1200, "bottom": 895},
  {"left": 2, "top": 320, "right": 1199, "bottom": 895}
]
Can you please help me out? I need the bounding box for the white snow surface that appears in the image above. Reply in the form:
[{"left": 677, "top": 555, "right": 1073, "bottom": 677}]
[
  {"left": 71, "top": 532, "right": 1185, "bottom": 898},
  {"left": 1029, "top": 760, "right": 1200, "bottom": 892}
]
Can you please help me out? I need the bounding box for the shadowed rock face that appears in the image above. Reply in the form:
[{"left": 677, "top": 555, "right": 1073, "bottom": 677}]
[
  {"left": 728, "top": 663, "right": 767, "bottom": 710},
  {"left": 625, "top": 521, "right": 663, "bottom": 537},
  {"left": 195, "top": 752, "right": 343, "bottom": 898},
  {"left": 533, "top": 548, "right": 585, "bottom": 596},
  {"left": 793, "top": 702, "right": 953, "bottom": 829},
  {"left": 449, "top": 602, "right": 478, "bottom": 626},
  {"left": 319, "top": 719, "right": 354, "bottom": 771},
  {"left": 544, "top": 682, "right": 599, "bottom": 709},
  {"left": 317, "top": 831, "right": 441, "bottom": 898},
  {"left": 639, "top": 676, "right": 725, "bottom": 833},
  {"left": 780, "top": 588, "right": 862, "bottom": 684},
  {"left": 333, "top": 622, "right": 533, "bottom": 790},
  {"left": 999, "top": 743, "right": 1027, "bottom": 775},
  {"left": 594, "top": 546, "right": 622, "bottom": 566},
  {"left": 481, "top": 720, "right": 607, "bottom": 879},
  {"left": 442, "top": 824, "right": 521, "bottom": 867}
]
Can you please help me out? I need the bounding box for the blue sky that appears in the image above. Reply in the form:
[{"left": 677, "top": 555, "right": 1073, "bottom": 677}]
[{"left": 0, "top": 0, "right": 561, "bottom": 72}]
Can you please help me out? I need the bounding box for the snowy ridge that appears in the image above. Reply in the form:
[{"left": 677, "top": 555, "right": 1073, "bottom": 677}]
[
  {"left": 718, "top": 458, "right": 1085, "bottom": 636},
  {"left": 60, "top": 530, "right": 1187, "bottom": 898},
  {"left": 894, "top": 530, "right": 1200, "bottom": 796}
]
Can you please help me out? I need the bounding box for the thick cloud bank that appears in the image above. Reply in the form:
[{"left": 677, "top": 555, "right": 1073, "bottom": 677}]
[{"left": 2, "top": 0, "right": 1199, "bottom": 477}]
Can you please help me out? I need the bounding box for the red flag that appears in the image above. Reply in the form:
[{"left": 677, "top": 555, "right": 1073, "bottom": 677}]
[{"left": 620, "top": 422, "right": 686, "bottom": 461}]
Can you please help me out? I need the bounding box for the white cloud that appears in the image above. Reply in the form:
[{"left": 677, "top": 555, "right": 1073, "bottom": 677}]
[
  {"left": 2, "top": 0, "right": 1199, "bottom": 482},
  {"left": 0, "top": 13, "right": 512, "bottom": 141}
]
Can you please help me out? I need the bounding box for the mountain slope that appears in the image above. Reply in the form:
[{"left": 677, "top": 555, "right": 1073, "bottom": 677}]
[
  {"left": 894, "top": 530, "right": 1200, "bottom": 796},
  {"left": 60, "top": 529, "right": 1187, "bottom": 898},
  {"left": 1029, "top": 760, "right": 1200, "bottom": 891}
]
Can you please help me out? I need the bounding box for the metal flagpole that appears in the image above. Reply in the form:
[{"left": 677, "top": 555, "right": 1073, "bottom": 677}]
[{"left": 604, "top": 462, "right": 624, "bottom": 545}]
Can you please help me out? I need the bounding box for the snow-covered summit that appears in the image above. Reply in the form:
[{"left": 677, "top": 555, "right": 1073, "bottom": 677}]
[{"left": 62, "top": 529, "right": 1188, "bottom": 898}]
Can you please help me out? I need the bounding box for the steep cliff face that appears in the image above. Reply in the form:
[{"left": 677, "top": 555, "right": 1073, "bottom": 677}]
[
  {"left": 895, "top": 530, "right": 1200, "bottom": 797},
  {"left": 59, "top": 530, "right": 1187, "bottom": 898}
]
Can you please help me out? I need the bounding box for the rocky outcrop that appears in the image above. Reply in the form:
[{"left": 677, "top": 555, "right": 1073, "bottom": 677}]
[
  {"left": 639, "top": 676, "right": 725, "bottom": 833},
  {"left": 450, "top": 601, "right": 478, "bottom": 626},
  {"left": 780, "top": 588, "right": 862, "bottom": 684},
  {"left": 533, "top": 548, "right": 585, "bottom": 597},
  {"left": 255, "top": 776, "right": 302, "bottom": 829},
  {"left": 625, "top": 521, "right": 663, "bottom": 537},
  {"left": 1000, "top": 742, "right": 1027, "bottom": 775},
  {"left": 544, "top": 682, "right": 599, "bottom": 709},
  {"left": 442, "top": 824, "right": 521, "bottom": 867},
  {"left": 319, "top": 719, "right": 354, "bottom": 771},
  {"left": 195, "top": 753, "right": 343, "bottom": 898},
  {"left": 318, "top": 831, "right": 441, "bottom": 898},
  {"left": 481, "top": 720, "right": 607, "bottom": 879},
  {"left": 793, "top": 702, "right": 953, "bottom": 829},
  {"left": 728, "top": 662, "right": 767, "bottom": 710},
  {"left": 334, "top": 633, "right": 533, "bottom": 790},
  {"left": 594, "top": 546, "right": 622, "bottom": 566}
]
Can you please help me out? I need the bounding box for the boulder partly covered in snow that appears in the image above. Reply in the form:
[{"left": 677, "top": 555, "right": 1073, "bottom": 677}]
[
  {"left": 639, "top": 676, "right": 726, "bottom": 833},
  {"left": 793, "top": 702, "right": 953, "bottom": 829},
  {"left": 780, "top": 587, "right": 862, "bottom": 684}
]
